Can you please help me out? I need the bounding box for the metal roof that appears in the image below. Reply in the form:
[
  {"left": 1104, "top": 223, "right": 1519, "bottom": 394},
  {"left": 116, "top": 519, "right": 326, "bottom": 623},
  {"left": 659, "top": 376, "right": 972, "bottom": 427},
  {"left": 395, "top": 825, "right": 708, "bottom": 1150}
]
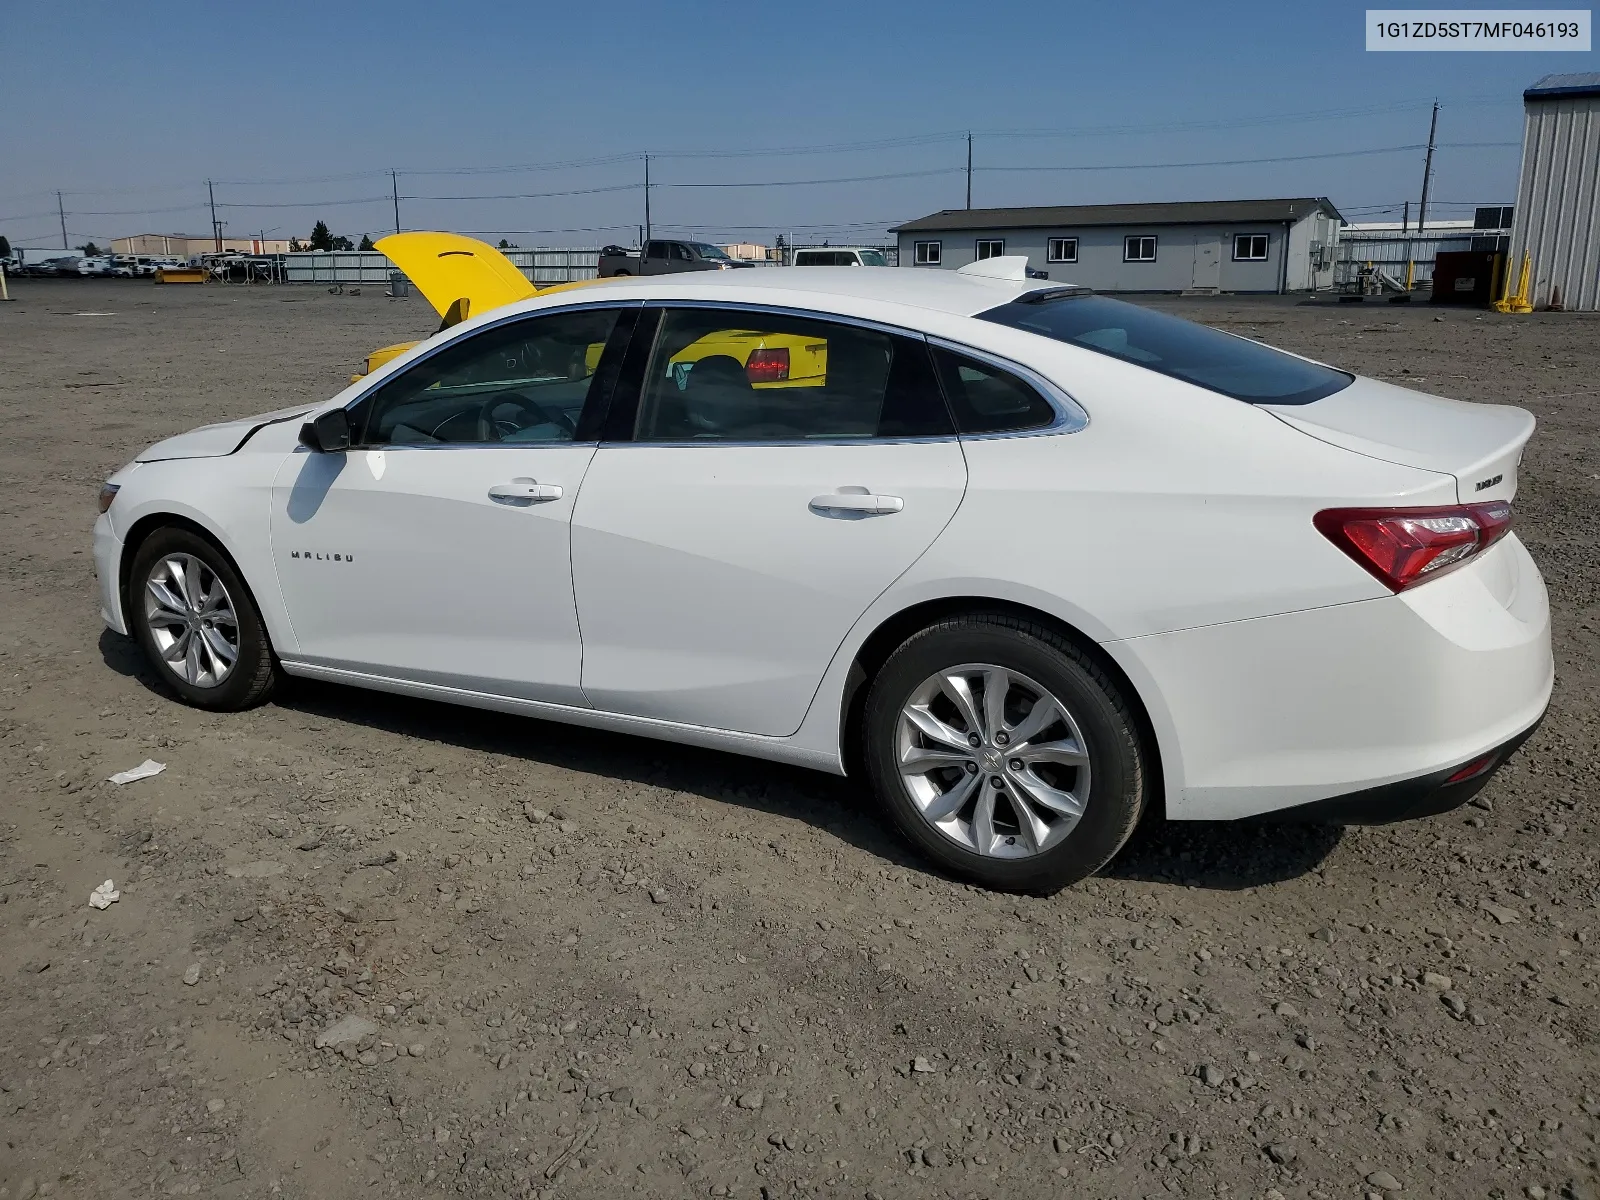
[
  {"left": 1525, "top": 72, "right": 1600, "bottom": 100},
  {"left": 891, "top": 197, "right": 1342, "bottom": 234}
]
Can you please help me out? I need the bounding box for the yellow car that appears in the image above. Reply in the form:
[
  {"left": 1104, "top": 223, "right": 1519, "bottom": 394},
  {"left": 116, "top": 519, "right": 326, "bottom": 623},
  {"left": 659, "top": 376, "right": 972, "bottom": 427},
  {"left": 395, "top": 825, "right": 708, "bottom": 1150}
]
[
  {"left": 668, "top": 329, "right": 827, "bottom": 389},
  {"left": 351, "top": 232, "right": 613, "bottom": 381},
  {"left": 354, "top": 233, "right": 830, "bottom": 391}
]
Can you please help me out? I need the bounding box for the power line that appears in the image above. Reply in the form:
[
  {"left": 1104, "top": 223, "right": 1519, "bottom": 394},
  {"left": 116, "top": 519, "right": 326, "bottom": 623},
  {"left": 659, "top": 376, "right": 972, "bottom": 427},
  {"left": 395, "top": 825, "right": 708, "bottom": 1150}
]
[
  {"left": 403, "top": 183, "right": 641, "bottom": 202},
  {"left": 979, "top": 141, "right": 1517, "bottom": 173},
  {"left": 662, "top": 167, "right": 961, "bottom": 189}
]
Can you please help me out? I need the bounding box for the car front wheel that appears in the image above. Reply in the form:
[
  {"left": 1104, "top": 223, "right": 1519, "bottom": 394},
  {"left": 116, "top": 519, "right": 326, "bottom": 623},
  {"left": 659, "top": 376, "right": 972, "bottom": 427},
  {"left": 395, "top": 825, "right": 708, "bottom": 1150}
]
[
  {"left": 863, "top": 613, "right": 1148, "bottom": 894},
  {"left": 128, "top": 527, "right": 279, "bottom": 711}
]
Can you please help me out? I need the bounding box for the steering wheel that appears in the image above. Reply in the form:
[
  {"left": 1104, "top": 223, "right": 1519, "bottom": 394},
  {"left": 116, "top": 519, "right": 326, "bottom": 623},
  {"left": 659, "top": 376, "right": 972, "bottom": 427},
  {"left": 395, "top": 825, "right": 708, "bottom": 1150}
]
[{"left": 474, "top": 391, "right": 575, "bottom": 442}]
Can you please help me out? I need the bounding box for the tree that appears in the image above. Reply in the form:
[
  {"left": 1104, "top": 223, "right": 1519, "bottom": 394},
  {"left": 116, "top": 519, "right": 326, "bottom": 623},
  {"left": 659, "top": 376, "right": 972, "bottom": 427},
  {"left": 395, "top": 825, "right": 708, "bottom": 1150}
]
[
  {"left": 309, "top": 220, "right": 333, "bottom": 251},
  {"left": 289, "top": 237, "right": 304, "bottom": 252},
  {"left": 0, "top": 234, "right": 11, "bottom": 259},
  {"left": 358, "top": 233, "right": 376, "bottom": 251},
  {"left": 79, "top": 242, "right": 101, "bottom": 256},
  {"left": 497, "top": 238, "right": 512, "bottom": 249},
  {"left": 330, "top": 235, "right": 354, "bottom": 251}
]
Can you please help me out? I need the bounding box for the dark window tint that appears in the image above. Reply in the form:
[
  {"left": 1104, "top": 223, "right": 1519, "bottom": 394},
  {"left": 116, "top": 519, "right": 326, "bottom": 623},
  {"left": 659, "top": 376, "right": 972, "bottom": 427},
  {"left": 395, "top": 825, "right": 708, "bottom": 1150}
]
[
  {"left": 979, "top": 293, "right": 1351, "bottom": 406},
  {"left": 645, "top": 241, "right": 668, "bottom": 260},
  {"left": 931, "top": 347, "right": 1056, "bottom": 435},
  {"left": 633, "top": 309, "right": 952, "bottom": 442},
  {"left": 357, "top": 308, "right": 622, "bottom": 445}
]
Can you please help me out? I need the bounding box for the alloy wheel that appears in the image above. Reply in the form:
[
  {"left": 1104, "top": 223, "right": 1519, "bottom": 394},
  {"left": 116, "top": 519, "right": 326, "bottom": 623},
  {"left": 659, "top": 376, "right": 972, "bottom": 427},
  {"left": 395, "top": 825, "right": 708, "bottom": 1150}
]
[
  {"left": 896, "top": 663, "right": 1091, "bottom": 858},
  {"left": 143, "top": 553, "right": 240, "bottom": 688}
]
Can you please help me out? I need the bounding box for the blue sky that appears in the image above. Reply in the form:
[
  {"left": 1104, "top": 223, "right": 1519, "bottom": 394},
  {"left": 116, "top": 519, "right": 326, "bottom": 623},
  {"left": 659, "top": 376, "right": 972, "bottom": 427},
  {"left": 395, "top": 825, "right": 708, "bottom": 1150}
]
[{"left": 1, "top": 0, "right": 1592, "bottom": 248}]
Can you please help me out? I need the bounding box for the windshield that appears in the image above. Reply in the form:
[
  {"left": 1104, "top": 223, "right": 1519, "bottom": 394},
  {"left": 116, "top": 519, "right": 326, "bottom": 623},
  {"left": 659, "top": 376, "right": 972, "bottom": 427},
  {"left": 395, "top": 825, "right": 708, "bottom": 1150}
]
[
  {"left": 693, "top": 243, "right": 733, "bottom": 261},
  {"left": 858, "top": 249, "right": 887, "bottom": 266},
  {"left": 979, "top": 294, "right": 1351, "bottom": 406}
]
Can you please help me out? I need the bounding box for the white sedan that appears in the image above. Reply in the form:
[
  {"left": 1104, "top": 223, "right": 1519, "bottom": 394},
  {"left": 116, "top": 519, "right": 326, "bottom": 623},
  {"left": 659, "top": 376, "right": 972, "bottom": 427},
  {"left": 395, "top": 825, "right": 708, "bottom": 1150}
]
[{"left": 93, "top": 258, "right": 1551, "bottom": 893}]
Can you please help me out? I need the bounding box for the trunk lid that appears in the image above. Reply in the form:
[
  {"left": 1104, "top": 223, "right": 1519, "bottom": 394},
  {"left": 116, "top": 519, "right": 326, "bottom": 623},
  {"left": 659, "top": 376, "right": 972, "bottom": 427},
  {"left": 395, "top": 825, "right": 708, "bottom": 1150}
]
[
  {"left": 373, "top": 231, "right": 537, "bottom": 324},
  {"left": 1263, "top": 376, "right": 1533, "bottom": 502}
]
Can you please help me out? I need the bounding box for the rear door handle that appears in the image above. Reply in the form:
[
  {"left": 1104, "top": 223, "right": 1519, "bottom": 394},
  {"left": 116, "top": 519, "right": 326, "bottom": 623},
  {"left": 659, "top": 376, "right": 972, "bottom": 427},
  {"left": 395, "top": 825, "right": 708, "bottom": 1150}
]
[
  {"left": 809, "top": 491, "right": 904, "bottom": 517},
  {"left": 488, "top": 478, "right": 563, "bottom": 505}
]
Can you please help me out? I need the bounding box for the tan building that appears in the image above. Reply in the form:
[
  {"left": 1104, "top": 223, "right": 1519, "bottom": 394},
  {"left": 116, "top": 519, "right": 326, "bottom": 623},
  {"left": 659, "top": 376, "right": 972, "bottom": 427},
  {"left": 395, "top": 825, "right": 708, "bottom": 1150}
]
[
  {"left": 111, "top": 234, "right": 293, "bottom": 256},
  {"left": 721, "top": 242, "right": 777, "bottom": 262}
]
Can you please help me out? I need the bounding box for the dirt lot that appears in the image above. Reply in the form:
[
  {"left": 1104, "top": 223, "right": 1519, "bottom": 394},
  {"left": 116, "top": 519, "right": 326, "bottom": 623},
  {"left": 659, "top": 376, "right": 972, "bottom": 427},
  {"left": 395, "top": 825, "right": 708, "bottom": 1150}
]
[{"left": 0, "top": 278, "right": 1596, "bottom": 1200}]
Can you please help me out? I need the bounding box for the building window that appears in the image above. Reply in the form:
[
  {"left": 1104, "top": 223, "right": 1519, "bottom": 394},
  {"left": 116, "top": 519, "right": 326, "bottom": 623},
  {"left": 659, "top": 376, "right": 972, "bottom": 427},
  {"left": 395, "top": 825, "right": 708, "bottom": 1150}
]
[
  {"left": 975, "top": 239, "right": 1005, "bottom": 260},
  {"left": 913, "top": 240, "right": 942, "bottom": 266},
  {"left": 1124, "top": 235, "right": 1157, "bottom": 262},
  {"left": 1233, "top": 233, "right": 1269, "bottom": 261},
  {"left": 1047, "top": 237, "right": 1078, "bottom": 263}
]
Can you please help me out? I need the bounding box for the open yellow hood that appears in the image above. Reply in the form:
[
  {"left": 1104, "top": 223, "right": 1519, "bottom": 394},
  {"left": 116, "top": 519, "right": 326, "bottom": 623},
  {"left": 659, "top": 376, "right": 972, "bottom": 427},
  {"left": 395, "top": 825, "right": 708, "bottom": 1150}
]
[{"left": 374, "top": 232, "right": 537, "bottom": 326}]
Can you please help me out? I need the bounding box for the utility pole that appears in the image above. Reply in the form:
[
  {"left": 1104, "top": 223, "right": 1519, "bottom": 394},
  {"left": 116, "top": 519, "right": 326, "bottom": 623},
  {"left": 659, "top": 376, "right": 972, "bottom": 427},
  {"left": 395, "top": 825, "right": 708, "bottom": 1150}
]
[
  {"left": 965, "top": 132, "right": 973, "bottom": 210},
  {"left": 57, "top": 191, "right": 68, "bottom": 248},
  {"left": 1402, "top": 199, "right": 1413, "bottom": 290},
  {"left": 643, "top": 154, "right": 652, "bottom": 247},
  {"left": 1417, "top": 101, "right": 1439, "bottom": 237},
  {"left": 208, "top": 179, "right": 221, "bottom": 252},
  {"left": 391, "top": 170, "right": 401, "bottom": 235}
]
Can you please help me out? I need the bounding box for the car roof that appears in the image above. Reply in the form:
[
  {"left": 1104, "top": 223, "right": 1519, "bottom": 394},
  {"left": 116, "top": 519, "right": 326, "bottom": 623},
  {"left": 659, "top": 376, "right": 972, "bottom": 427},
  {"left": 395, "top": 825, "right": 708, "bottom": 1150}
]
[{"left": 535, "top": 266, "right": 1047, "bottom": 319}]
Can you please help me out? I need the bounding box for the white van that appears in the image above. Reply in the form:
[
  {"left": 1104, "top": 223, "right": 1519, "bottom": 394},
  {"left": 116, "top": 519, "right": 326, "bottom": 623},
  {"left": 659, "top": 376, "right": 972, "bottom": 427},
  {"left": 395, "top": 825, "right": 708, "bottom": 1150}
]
[{"left": 791, "top": 247, "right": 888, "bottom": 267}]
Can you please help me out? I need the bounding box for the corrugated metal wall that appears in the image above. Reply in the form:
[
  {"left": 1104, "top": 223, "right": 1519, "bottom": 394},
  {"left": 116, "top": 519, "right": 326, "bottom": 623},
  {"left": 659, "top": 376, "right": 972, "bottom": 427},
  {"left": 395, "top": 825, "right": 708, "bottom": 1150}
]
[
  {"left": 1509, "top": 95, "right": 1600, "bottom": 310},
  {"left": 283, "top": 248, "right": 600, "bottom": 285}
]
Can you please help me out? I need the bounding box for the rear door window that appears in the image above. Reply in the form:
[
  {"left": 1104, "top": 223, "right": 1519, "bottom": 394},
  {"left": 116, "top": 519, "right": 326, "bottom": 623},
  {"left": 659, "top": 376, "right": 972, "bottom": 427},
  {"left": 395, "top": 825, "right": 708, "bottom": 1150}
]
[
  {"left": 979, "top": 293, "right": 1351, "bottom": 406},
  {"left": 628, "top": 308, "right": 952, "bottom": 442}
]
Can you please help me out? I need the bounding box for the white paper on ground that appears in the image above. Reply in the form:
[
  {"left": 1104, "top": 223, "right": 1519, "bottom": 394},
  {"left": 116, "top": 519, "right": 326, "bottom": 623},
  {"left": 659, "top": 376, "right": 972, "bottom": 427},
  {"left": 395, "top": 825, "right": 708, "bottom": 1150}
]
[
  {"left": 89, "top": 880, "right": 120, "bottom": 909},
  {"left": 108, "top": 759, "right": 166, "bottom": 785}
]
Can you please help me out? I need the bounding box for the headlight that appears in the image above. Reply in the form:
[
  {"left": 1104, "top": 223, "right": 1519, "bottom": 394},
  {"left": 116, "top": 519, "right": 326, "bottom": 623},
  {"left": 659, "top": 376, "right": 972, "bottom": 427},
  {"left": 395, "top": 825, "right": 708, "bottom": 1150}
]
[{"left": 98, "top": 483, "right": 120, "bottom": 513}]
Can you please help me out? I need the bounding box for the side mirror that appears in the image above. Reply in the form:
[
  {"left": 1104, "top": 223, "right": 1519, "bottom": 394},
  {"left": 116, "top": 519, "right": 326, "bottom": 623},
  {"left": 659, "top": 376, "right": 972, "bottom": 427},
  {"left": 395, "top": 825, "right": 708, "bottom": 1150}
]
[{"left": 299, "top": 408, "right": 351, "bottom": 453}]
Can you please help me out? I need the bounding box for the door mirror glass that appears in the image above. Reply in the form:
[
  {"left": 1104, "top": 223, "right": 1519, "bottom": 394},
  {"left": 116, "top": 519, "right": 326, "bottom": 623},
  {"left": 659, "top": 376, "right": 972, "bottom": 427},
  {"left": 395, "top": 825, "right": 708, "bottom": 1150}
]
[{"left": 300, "top": 408, "right": 352, "bottom": 453}]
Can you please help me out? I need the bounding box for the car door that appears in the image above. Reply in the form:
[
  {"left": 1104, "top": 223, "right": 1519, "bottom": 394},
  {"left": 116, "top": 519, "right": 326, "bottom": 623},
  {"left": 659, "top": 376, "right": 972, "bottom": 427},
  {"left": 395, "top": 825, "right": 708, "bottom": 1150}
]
[
  {"left": 270, "top": 304, "right": 636, "bottom": 705},
  {"left": 644, "top": 241, "right": 671, "bottom": 276},
  {"left": 570, "top": 305, "right": 968, "bottom": 736}
]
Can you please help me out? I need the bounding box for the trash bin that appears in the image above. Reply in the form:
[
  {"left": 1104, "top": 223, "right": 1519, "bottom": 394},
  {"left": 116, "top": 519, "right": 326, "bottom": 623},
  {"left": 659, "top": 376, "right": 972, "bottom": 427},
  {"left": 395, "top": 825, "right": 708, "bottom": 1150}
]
[{"left": 387, "top": 271, "right": 409, "bottom": 298}]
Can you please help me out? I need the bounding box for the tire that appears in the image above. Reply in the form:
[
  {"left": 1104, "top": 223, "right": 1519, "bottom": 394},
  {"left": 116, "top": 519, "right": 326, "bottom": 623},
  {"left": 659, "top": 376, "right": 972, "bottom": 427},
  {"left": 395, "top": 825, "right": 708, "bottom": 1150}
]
[
  {"left": 863, "top": 613, "right": 1147, "bottom": 894},
  {"left": 128, "top": 526, "right": 279, "bottom": 711}
]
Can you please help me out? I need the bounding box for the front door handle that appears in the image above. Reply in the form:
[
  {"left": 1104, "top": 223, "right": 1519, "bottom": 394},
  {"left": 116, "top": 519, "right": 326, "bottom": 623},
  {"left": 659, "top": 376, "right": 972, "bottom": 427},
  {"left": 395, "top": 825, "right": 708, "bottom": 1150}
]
[
  {"left": 809, "top": 490, "right": 904, "bottom": 517},
  {"left": 488, "top": 478, "right": 563, "bottom": 505}
]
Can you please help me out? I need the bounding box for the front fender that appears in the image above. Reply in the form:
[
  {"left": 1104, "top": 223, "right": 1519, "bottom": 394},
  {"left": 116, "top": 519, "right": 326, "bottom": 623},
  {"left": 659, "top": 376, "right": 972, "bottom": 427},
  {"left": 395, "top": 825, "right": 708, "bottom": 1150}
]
[{"left": 106, "top": 451, "right": 297, "bottom": 655}]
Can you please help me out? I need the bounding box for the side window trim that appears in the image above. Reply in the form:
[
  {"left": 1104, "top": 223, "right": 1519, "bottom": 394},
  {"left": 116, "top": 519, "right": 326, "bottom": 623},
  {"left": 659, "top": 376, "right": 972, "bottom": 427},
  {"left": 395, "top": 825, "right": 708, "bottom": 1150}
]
[
  {"left": 925, "top": 335, "right": 1088, "bottom": 440},
  {"left": 590, "top": 301, "right": 1082, "bottom": 446},
  {"left": 343, "top": 300, "right": 643, "bottom": 448}
]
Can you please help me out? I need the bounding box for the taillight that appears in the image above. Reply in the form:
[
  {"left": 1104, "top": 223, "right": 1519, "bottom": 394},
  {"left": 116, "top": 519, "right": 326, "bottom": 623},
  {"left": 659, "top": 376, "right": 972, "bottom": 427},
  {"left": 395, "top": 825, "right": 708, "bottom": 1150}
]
[
  {"left": 745, "top": 347, "right": 790, "bottom": 383},
  {"left": 1314, "top": 502, "right": 1512, "bottom": 591}
]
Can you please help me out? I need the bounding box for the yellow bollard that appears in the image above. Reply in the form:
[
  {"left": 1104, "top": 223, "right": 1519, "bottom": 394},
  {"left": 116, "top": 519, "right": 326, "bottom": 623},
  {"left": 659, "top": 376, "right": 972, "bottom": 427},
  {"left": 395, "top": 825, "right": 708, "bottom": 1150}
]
[{"left": 1510, "top": 253, "right": 1533, "bottom": 313}]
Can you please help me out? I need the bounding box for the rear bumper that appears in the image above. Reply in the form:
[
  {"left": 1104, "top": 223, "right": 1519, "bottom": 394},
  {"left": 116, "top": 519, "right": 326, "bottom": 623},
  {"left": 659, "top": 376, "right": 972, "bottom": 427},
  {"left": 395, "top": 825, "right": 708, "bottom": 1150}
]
[
  {"left": 1249, "top": 714, "right": 1543, "bottom": 824},
  {"left": 1116, "top": 532, "right": 1552, "bottom": 821}
]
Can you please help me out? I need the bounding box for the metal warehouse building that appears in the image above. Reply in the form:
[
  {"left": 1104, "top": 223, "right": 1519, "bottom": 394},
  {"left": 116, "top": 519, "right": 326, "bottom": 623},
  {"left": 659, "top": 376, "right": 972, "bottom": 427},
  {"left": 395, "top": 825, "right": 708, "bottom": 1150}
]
[
  {"left": 1508, "top": 73, "right": 1600, "bottom": 311},
  {"left": 892, "top": 198, "right": 1343, "bottom": 293}
]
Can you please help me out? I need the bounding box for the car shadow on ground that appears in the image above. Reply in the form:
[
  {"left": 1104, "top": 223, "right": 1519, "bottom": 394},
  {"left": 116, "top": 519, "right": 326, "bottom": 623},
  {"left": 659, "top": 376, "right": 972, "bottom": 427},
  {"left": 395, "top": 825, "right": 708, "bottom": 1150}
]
[{"left": 99, "top": 630, "right": 1342, "bottom": 892}]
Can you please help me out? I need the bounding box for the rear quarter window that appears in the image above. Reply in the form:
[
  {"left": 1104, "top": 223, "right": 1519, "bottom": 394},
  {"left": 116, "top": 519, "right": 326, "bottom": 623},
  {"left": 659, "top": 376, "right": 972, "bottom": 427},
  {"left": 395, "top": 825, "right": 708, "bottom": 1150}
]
[{"left": 979, "top": 294, "right": 1351, "bottom": 406}]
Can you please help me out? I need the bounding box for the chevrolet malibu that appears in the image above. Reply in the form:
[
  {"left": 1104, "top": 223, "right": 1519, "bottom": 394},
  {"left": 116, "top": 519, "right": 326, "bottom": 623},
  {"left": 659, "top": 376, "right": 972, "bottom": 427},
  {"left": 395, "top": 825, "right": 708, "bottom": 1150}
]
[{"left": 93, "top": 257, "right": 1551, "bottom": 893}]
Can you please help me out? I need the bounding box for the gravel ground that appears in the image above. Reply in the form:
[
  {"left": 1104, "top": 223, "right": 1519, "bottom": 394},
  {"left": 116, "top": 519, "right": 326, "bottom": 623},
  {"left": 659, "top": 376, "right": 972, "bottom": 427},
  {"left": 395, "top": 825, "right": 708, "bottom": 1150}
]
[{"left": 0, "top": 278, "right": 1596, "bottom": 1200}]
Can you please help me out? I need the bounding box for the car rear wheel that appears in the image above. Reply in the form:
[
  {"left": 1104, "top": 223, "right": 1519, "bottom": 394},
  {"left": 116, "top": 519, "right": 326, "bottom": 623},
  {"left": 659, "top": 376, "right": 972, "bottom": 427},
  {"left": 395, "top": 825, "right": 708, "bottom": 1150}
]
[
  {"left": 128, "top": 527, "right": 279, "bottom": 711},
  {"left": 863, "top": 613, "right": 1147, "bottom": 894}
]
